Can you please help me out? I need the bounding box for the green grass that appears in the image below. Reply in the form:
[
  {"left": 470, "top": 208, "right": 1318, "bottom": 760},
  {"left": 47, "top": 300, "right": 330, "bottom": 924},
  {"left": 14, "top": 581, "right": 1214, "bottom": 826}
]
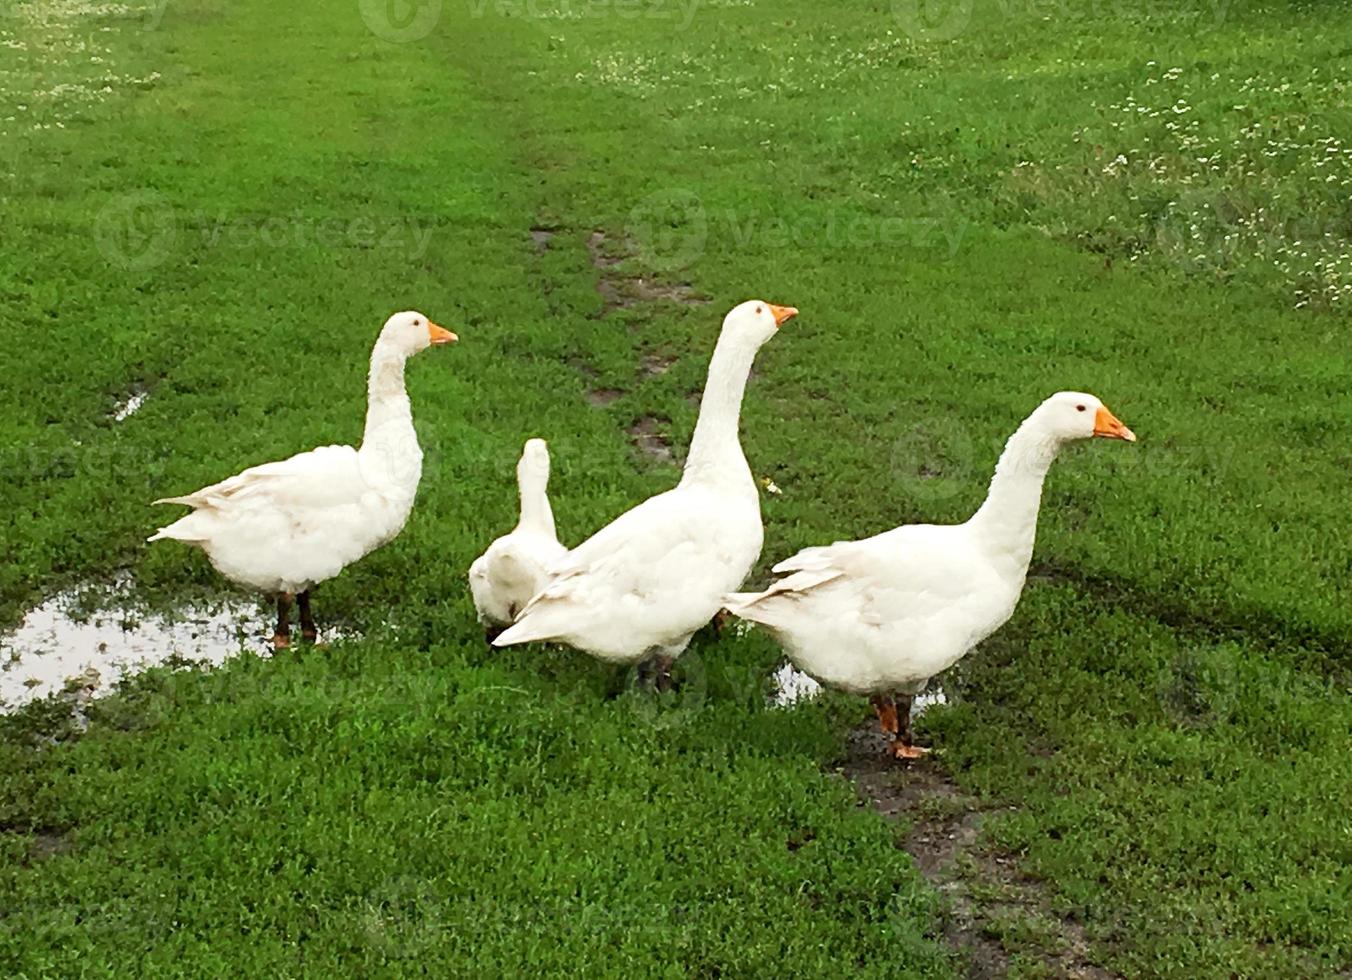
[{"left": 2, "top": 0, "right": 1350, "bottom": 974}]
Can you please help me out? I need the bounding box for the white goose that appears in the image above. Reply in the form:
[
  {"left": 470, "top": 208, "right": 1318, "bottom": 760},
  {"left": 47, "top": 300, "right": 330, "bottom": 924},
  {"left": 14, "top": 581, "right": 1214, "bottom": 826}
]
[
  {"left": 149, "top": 310, "right": 457, "bottom": 648},
  {"left": 493, "top": 300, "right": 798, "bottom": 683},
  {"left": 469, "top": 438, "right": 566, "bottom": 637},
  {"left": 725, "top": 392, "right": 1136, "bottom": 759}
]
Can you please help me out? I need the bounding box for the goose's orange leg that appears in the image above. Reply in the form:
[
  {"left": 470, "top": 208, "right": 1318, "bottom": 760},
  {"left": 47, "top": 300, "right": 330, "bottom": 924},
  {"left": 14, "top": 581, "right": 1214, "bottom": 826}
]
[
  {"left": 891, "top": 693, "right": 930, "bottom": 760},
  {"left": 871, "top": 695, "right": 899, "bottom": 739}
]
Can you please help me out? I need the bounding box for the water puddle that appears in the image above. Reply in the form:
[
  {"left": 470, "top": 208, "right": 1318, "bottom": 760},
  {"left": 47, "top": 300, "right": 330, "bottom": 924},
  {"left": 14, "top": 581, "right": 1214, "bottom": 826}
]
[
  {"left": 770, "top": 662, "right": 948, "bottom": 719},
  {"left": 1, "top": 581, "right": 268, "bottom": 713},
  {"left": 912, "top": 688, "right": 948, "bottom": 718},
  {"left": 625, "top": 415, "right": 675, "bottom": 464},
  {"left": 110, "top": 387, "right": 148, "bottom": 422},
  {"left": 771, "top": 663, "right": 822, "bottom": 706},
  {"left": 529, "top": 227, "right": 554, "bottom": 252}
]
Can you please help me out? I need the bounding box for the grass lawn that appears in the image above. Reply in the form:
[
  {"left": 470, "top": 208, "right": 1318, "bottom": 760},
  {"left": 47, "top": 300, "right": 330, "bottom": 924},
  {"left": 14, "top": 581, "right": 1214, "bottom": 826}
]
[{"left": 1, "top": 0, "right": 1349, "bottom": 975}]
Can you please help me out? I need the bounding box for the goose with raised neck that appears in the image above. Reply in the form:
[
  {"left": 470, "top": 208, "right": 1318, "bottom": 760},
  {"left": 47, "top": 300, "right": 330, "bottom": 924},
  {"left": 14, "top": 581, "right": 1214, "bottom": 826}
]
[
  {"left": 362, "top": 337, "right": 417, "bottom": 453},
  {"left": 150, "top": 310, "right": 457, "bottom": 649},
  {"left": 966, "top": 414, "right": 1067, "bottom": 574},
  {"left": 516, "top": 441, "right": 556, "bottom": 536},
  {"left": 469, "top": 438, "right": 567, "bottom": 633},
  {"left": 493, "top": 299, "right": 798, "bottom": 683},
  {"left": 726, "top": 391, "right": 1136, "bottom": 762},
  {"left": 682, "top": 324, "right": 761, "bottom": 487}
]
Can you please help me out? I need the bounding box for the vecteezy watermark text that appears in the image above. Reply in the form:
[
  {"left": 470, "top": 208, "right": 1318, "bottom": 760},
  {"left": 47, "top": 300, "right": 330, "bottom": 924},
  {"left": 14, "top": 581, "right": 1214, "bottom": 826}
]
[
  {"left": 468, "top": 0, "right": 701, "bottom": 28},
  {"left": 93, "top": 193, "right": 436, "bottom": 271},
  {"left": 626, "top": 188, "right": 968, "bottom": 273}
]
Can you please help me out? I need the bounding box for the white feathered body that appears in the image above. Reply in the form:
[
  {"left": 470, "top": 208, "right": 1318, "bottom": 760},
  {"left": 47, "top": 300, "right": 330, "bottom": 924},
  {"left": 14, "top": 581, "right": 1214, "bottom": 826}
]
[
  {"left": 492, "top": 300, "right": 786, "bottom": 665},
  {"left": 148, "top": 444, "right": 421, "bottom": 595},
  {"left": 470, "top": 528, "right": 566, "bottom": 626},
  {"left": 724, "top": 397, "right": 1129, "bottom": 698},
  {"left": 726, "top": 521, "right": 1026, "bottom": 696},
  {"left": 149, "top": 323, "right": 434, "bottom": 596},
  {"left": 495, "top": 477, "right": 762, "bottom": 664}
]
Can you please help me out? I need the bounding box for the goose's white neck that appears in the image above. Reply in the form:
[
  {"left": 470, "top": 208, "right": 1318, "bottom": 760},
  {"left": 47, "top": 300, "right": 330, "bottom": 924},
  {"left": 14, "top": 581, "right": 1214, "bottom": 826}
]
[
  {"left": 967, "top": 419, "right": 1062, "bottom": 572},
  {"left": 516, "top": 471, "right": 556, "bottom": 537},
  {"left": 682, "top": 332, "right": 758, "bottom": 487},
  {"left": 359, "top": 339, "right": 422, "bottom": 490}
]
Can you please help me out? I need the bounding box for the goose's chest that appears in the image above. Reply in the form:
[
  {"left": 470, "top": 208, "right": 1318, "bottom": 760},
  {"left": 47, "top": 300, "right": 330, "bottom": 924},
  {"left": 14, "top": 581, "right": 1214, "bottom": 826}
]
[
  {"left": 356, "top": 450, "right": 421, "bottom": 534},
  {"left": 358, "top": 487, "right": 417, "bottom": 545},
  {"left": 693, "top": 489, "right": 763, "bottom": 571}
]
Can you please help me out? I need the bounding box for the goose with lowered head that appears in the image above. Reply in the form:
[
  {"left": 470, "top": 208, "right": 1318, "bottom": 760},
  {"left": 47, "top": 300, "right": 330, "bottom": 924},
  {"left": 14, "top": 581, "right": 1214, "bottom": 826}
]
[
  {"left": 469, "top": 438, "right": 567, "bottom": 638},
  {"left": 493, "top": 299, "right": 798, "bottom": 683},
  {"left": 149, "top": 310, "right": 457, "bottom": 648},
  {"left": 725, "top": 392, "right": 1136, "bottom": 760}
]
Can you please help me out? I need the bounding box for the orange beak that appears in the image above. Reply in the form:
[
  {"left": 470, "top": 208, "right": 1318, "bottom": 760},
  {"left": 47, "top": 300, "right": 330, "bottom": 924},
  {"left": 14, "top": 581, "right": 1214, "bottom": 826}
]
[
  {"left": 427, "top": 322, "right": 458, "bottom": 345},
  {"left": 1093, "top": 404, "right": 1136, "bottom": 442},
  {"left": 768, "top": 304, "right": 798, "bottom": 327}
]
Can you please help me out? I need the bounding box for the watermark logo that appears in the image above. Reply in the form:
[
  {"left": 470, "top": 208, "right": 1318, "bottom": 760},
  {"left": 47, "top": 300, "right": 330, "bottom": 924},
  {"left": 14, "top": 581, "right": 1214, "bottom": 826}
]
[
  {"left": 360, "top": 874, "right": 441, "bottom": 958},
  {"left": 91, "top": 197, "right": 436, "bottom": 272},
  {"left": 1153, "top": 189, "right": 1245, "bottom": 274},
  {"left": 626, "top": 188, "right": 709, "bottom": 273},
  {"left": 359, "top": 0, "right": 443, "bottom": 42},
  {"left": 891, "top": 0, "right": 974, "bottom": 41},
  {"left": 143, "top": 0, "right": 172, "bottom": 29},
  {"left": 1156, "top": 647, "right": 1239, "bottom": 729},
  {"left": 93, "top": 191, "right": 177, "bottom": 272},
  {"left": 468, "top": 0, "right": 702, "bottom": 28},
  {"left": 621, "top": 649, "right": 707, "bottom": 729},
  {"left": 890, "top": 415, "right": 980, "bottom": 503},
  {"left": 625, "top": 188, "right": 968, "bottom": 273}
]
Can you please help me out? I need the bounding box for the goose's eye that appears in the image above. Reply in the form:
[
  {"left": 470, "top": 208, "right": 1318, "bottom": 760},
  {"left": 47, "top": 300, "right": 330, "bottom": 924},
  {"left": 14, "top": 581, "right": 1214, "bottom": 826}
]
[
  {"left": 755, "top": 305, "right": 764, "bottom": 315},
  {"left": 1076, "top": 404, "right": 1086, "bottom": 412}
]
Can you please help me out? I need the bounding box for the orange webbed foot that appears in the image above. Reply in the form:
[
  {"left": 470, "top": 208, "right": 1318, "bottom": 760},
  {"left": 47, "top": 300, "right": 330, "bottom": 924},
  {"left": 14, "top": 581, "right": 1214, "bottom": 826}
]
[{"left": 889, "top": 742, "right": 930, "bottom": 761}]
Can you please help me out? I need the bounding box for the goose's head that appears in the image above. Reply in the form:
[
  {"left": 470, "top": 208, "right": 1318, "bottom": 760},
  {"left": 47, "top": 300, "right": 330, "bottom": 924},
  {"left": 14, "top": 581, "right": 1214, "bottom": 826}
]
[
  {"left": 1033, "top": 391, "right": 1136, "bottom": 443},
  {"left": 518, "top": 437, "right": 551, "bottom": 488},
  {"left": 723, "top": 299, "right": 797, "bottom": 348},
  {"left": 380, "top": 310, "right": 458, "bottom": 357}
]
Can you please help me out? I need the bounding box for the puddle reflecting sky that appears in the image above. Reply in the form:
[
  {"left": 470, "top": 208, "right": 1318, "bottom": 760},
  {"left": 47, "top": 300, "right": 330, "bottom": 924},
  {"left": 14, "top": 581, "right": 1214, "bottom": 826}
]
[
  {"left": 771, "top": 663, "right": 823, "bottom": 706},
  {"left": 0, "top": 583, "right": 268, "bottom": 713},
  {"left": 770, "top": 662, "right": 948, "bottom": 718},
  {"left": 110, "top": 388, "right": 148, "bottom": 422},
  {"left": 3, "top": 584, "right": 950, "bottom": 720}
]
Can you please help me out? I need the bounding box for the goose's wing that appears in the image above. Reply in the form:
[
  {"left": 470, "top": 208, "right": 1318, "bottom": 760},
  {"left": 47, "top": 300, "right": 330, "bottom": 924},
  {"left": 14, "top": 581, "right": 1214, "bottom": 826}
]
[
  {"left": 728, "top": 524, "right": 981, "bottom": 627},
  {"left": 154, "top": 445, "right": 365, "bottom": 511},
  {"left": 493, "top": 487, "right": 736, "bottom": 648},
  {"left": 528, "top": 487, "right": 699, "bottom": 604}
]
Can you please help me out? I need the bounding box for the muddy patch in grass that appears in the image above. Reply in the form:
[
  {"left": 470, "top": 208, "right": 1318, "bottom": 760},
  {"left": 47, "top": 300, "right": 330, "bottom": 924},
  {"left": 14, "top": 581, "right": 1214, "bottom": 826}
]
[
  {"left": 586, "top": 387, "right": 623, "bottom": 408},
  {"left": 567, "top": 357, "right": 624, "bottom": 410},
  {"left": 24, "top": 830, "right": 71, "bottom": 864},
  {"left": 587, "top": 230, "right": 708, "bottom": 315},
  {"left": 625, "top": 416, "right": 675, "bottom": 465},
  {"left": 529, "top": 227, "right": 555, "bottom": 252},
  {"left": 0, "top": 824, "right": 73, "bottom": 866},
  {"left": 641, "top": 351, "right": 675, "bottom": 376},
  {"left": 567, "top": 229, "right": 709, "bottom": 416},
  {"left": 838, "top": 731, "right": 1118, "bottom": 979}
]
